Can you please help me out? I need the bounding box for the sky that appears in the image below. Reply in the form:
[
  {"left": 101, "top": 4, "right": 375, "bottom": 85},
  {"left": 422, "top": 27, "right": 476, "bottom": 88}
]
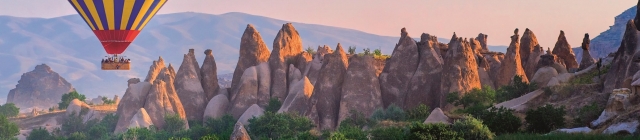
[{"left": 0, "top": 0, "right": 635, "bottom": 48}]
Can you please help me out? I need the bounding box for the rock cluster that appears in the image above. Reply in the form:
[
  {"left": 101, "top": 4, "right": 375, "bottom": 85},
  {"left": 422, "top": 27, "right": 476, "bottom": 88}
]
[
  {"left": 231, "top": 24, "right": 270, "bottom": 96},
  {"left": 496, "top": 28, "right": 528, "bottom": 88},
  {"left": 552, "top": 31, "right": 579, "bottom": 71},
  {"left": 379, "top": 28, "right": 420, "bottom": 108},
  {"left": 441, "top": 33, "right": 481, "bottom": 96},
  {"left": 6, "top": 64, "right": 75, "bottom": 111}
]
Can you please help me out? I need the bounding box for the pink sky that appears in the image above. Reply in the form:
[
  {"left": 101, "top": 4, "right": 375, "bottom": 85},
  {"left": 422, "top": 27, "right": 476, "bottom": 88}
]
[{"left": 0, "top": 0, "right": 634, "bottom": 48}]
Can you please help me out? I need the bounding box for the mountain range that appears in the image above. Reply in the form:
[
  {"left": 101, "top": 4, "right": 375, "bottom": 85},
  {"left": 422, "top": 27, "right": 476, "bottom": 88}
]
[{"left": 574, "top": 6, "right": 637, "bottom": 61}]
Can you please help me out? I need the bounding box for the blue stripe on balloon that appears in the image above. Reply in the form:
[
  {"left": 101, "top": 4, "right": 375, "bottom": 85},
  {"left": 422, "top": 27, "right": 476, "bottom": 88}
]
[
  {"left": 77, "top": 0, "right": 100, "bottom": 30},
  {"left": 126, "top": 0, "right": 146, "bottom": 30},
  {"left": 114, "top": 0, "right": 124, "bottom": 30},
  {"left": 93, "top": 0, "right": 109, "bottom": 30},
  {"left": 135, "top": 0, "right": 161, "bottom": 30},
  {"left": 68, "top": 0, "right": 93, "bottom": 29}
]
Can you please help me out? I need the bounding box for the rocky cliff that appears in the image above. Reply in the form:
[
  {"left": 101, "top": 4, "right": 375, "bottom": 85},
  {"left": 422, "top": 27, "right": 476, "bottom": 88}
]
[{"left": 6, "top": 64, "right": 75, "bottom": 112}]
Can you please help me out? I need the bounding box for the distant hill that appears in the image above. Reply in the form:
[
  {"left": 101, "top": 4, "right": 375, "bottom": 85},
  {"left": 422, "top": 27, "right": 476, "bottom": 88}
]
[
  {"left": 1, "top": 12, "right": 508, "bottom": 99},
  {"left": 574, "top": 6, "right": 637, "bottom": 61}
]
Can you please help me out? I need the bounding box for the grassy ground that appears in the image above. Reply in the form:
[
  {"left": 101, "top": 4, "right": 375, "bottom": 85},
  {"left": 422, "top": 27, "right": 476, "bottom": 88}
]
[{"left": 496, "top": 133, "right": 640, "bottom": 140}]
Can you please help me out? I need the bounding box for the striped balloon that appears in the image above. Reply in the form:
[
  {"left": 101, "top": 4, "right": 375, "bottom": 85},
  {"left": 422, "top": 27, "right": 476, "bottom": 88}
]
[{"left": 68, "top": 0, "right": 168, "bottom": 54}]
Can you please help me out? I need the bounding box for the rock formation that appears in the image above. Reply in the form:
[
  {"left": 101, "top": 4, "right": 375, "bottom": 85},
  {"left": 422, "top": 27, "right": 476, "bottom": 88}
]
[
  {"left": 531, "top": 67, "right": 559, "bottom": 88},
  {"left": 520, "top": 29, "right": 544, "bottom": 79},
  {"left": 230, "top": 122, "right": 251, "bottom": 140},
  {"left": 144, "top": 79, "right": 178, "bottom": 129},
  {"left": 604, "top": 20, "right": 639, "bottom": 93},
  {"left": 269, "top": 23, "right": 304, "bottom": 101},
  {"left": 476, "top": 33, "right": 489, "bottom": 52},
  {"left": 303, "top": 45, "right": 333, "bottom": 85},
  {"left": 237, "top": 104, "right": 264, "bottom": 125},
  {"left": 441, "top": 33, "right": 481, "bottom": 95},
  {"left": 66, "top": 99, "right": 89, "bottom": 116},
  {"left": 496, "top": 28, "right": 529, "bottom": 88},
  {"left": 552, "top": 31, "right": 579, "bottom": 70},
  {"left": 201, "top": 49, "right": 220, "bottom": 101},
  {"left": 229, "top": 62, "right": 271, "bottom": 119},
  {"left": 203, "top": 94, "right": 230, "bottom": 121},
  {"left": 405, "top": 33, "right": 444, "bottom": 109},
  {"left": 338, "top": 55, "right": 383, "bottom": 125},
  {"left": 231, "top": 24, "right": 270, "bottom": 96},
  {"left": 278, "top": 77, "right": 314, "bottom": 115},
  {"left": 591, "top": 88, "right": 632, "bottom": 128},
  {"left": 287, "top": 64, "right": 302, "bottom": 88},
  {"left": 6, "top": 64, "right": 75, "bottom": 110},
  {"left": 129, "top": 108, "right": 153, "bottom": 129},
  {"left": 379, "top": 28, "right": 420, "bottom": 107},
  {"left": 295, "top": 52, "right": 313, "bottom": 74},
  {"left": 309, "top": 43, "right": 349, "bottom": 130},
  {"left": 115, "top": 79, "right": 151, "bottom": 133},
  {"left": 144, "top": 57, "right": 166, "bottom": 82},
  {"left": 579, "top": 33, "right": 596, "bottom": 70},
  {"left": 423, "top": 108, "right": 450, "bottom": 124},
  {"left": 484, "top": 53, "right": 504, "bottom": 87},
  {"left": 175, "top": 49, "right": 207, "bottom": 121}
]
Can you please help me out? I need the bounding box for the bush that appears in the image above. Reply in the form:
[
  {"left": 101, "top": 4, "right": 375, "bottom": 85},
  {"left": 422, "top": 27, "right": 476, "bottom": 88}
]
[
  {"left": 447, "top": 86, "right": 496, "bottom": 116},
  {"left": 199, "top": 134, "right": 220, "bottom": 140},
  {"left": 451, "top": 116, "right": 495, "bottom": 140},
  {"left": 525, "top": 104, "right": 566, "bottom": 133},
  {"left": 164, "top": 114, "right": 186, "bottom": 133},
  {"left": 370, "top": 126, "right": 407, "bottom": 140},
  {"left": 204, "top": 114, "right": 236, "bottom": 139},
  {"left": 328, "top": 132, "right": 347, "bottom": 140},
  {"left": 477, "top": 107, "right": 521, "bottom": 135},
  {"left": 371, "top": 104, "right": 406, "bottom": 121},
  {"left": 408, "top": 122, "right": 462, "bottom": 140},
  {"left": 573, "top": 102, "right": 603, "bottom": 127},
  {"left": 406, "top": 104, "right": 431, "bottom": 122},
  {"left": 99, "top": 113, "right": 119, "bottom": 132},
  {"left": 27, "top": 127, "right": 54, "bottom": 140},
  {"left": 496, "top": 75, "right": 537, "bottom": 102},
  {"left": 374, "top": 49, "right": 382, "bottom": 56},
  {"left": 265, "top": 98, "right": 282, "bottom": 113},
  {"left": 61, "top": 112, "right": 85, "bottom": 135},
  {"left": 248, "top": 112, "right": 315, "bottom": 139},
  {"left": 363, "top": 48, "right": 371, "bottom": 55},
  {"left": 348, "top": 46, "right": 356, "bottom": 55},
  {"left": 336, "top": 125, "right": 368, "bottom": 140},
  {"left": 340, "top": 110, "right": 373, "bottom": 128},
  {"left": 306, "top": 46, "right": 316, "bottom": 55},
  {"left": 67, "top": 132, "right": 87, "bottom": 140},
  {"left": 0, "top": 103, "right": 19, "bottom": 117},
  {"left": 58, "top": 91, "right": 86, "bottom": 110},
  {"left": 102, "top": 97, "right": 116, "bottom": 105},
  {"left": 119, "top": 128, "right": 155, "bottom": 140}
]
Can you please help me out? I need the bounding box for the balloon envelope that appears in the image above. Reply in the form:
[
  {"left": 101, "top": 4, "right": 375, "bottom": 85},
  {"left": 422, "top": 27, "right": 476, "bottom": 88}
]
[{"left": 68, "top": 0, "right": 168, "bottom": 54}]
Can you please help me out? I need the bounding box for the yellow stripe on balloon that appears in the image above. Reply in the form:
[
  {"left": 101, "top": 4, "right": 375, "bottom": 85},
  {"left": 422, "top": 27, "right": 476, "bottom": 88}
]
[
  {"left": 83, "top": 0, "right": 104, "bottom": 30},
  {"left": 138, "top": 0, "right": 166, "bottom": 30},
  {"left": 130, "top": 0, "right": 154, "bottom": 31},
  {"left": 103, "top": 0, "right": 115, "bottom": 30},
  {"left": 71, "top": 0, "right": 95, "bottom": 30},
  {"left": 120, "top": 0, "right": 136, "bottom": 30}
]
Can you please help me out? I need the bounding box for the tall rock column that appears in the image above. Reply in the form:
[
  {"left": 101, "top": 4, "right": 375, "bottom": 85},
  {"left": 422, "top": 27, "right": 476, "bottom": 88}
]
[
  {"left": 175, "top": 50, "right": 207, "bottom": 121},
  {"left": 520, "top": 29, "right": 543, "bottom": 79},
  {"left": 379, "top": 28, "right": 420, "bottom": 107},
  {"left": 338, "top": 55, "right": 383, "bottom": 125},
  {"left": 441, "top": 33, "right": 481, "bottom": 96},
  {"left": 496, "top": 29, "right": 529, "bottom": 88},
  {"left": 405, "top": 33, "right": 444, "bottom": 110},
  {"left": 579, "top": 33, "right": 596, "bottom": 70},
  {"left": 201, "top": 49, "right": 220, "bottom": 101},
  {"left": 552, "top": 30, "right": 579, "bottom": 70},
  {"left": 310, "top": 44, "right": 348, "bottom": 130},
  {"left": 476, "top": 33, "right": 489, "bottom": 52},
  {"left": 231, "top": 24, "right": 270, "bottom": 97},
  {"left": 269, "top": 23, "right": 304, "bottom": 101}
]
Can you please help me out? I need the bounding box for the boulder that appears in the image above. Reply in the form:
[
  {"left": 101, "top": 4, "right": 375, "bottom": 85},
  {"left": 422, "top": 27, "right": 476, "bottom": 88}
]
[
  {"left": 579, "top": 33, "right": 596, "bottom": 70},
  {"left": 424, "top": 108, "right": 450, "bottom": 124},
  {"left": 175, "top": 50, "right": 207, "bottom": 121},
  {"left": 66, "top": 99, "right": 89, "bottom": 116},
  {"left": 379, "top": 28, "right": 420, "bottom": 107},
  {"left": 114, "top": 80, "right": 151, "bottom": 133},
  {"left": 441, "top": 33, "right": 481, "bottom": 96},
  {"left": 338, "top": 55, "right": 383, "bottom": 125},
  {"left": 556, "top": 127, "right": 592, "bottom": 134},
  {"left": 201, "top": 49, "right": 220, "bottom": 101},
  {"left": 405, "top": 33, "right": 444, "bottom": 109},
  {"left": 552, "top": 30, "right": 579, "bottom": 70},
  {"left": 91, "top": 97, "right": 104, "bottom": 105},
  {"left": 279, "top": 77, "right": 314, "bottom": 115},
  {"left": 524, "top": 46, "right": 545, "bottom": 79},
  {"left": 203, "top": 94, "right": 230, "bottom": 121},
  {"left": 6, "top": 64, "right": 75, "bottom": 111},
  {"left": 591, "top": 88, "right": 632, "bottom": 128},
  {"left": 128, "top": 108, "right": 153, "bottom": 129},
  {"left": 237, "top": 104, "right": 264, "bottom": 125},
  {"left": 531, "top": 67, "right": 559, "bottom": 88},
  {"left": 230, "top": 122, "right": 251, "bottom": 140},
  {"left": 496, "top": 28, "right": 529, "bottom": 88},
  {"left": 231, "top": 24, "right": 270, "bottom": 96},
  {"left": 310, "top": 43, "right": 349, "bottom": 130},
  {"left": 269, "top": 23, "right": 304, "bottom": 101},
  {"left": 603, "top": 120, "right": 639, "bottom": 134}
]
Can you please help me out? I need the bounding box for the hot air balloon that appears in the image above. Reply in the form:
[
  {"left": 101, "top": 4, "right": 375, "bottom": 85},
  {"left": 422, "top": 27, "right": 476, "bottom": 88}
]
[{"left": 68, "top": 0, "right": 168, "bottom": 70}]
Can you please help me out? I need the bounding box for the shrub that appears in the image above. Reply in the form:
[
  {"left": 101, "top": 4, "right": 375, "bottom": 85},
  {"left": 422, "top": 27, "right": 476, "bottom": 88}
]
[
  {"left": 247, "top": 112, "right": 314, "bottom": 139},
  {"left": 119, "top": 128, "right": 154, "bottom": 140},
  {"left": 406, "top": 104, "right": 431, "bottom": 122},
  {"left": 296, "top": 131, "right": 319, "bottom": 140},
  {"left": 348, "top": 46, "right": 356, "bottom": 55},
  {"left": 306, "top": 46, "right": 316, "bottom": 55},
  {"left": 199, "top": 134, "right": 220, "bottom": 140},
  {"left": 371, "top": 104, "right": 406, "bottom": 121},
  {"left": 496, "top": 75, "right": 537, "bottom": 102},
  {"left": 102, "top": 97, "right": 116, "bottom": 105},
  {"left": 408, "top": 122, "right": 462, "bottom": 140},
  {"left": 67, "top": 132, "right": 87, "bottom": 140},
  {"left": 525, "top": 104, "right": 566, "bottom": 133},
  {"left": 451, "top": 116, "right": 495, "bottom": 140},
  {"left": 27, "top": 127, "right": 54, "bottom": 140},
  {"left": 363, "top": 48, "right": 371, "bottom": 55},
  {"left": 204, "top": 114, "right": 236, "bottom": 139},
  {"left": 328, "top": 132, "right": 347, "bottom": 140},
  {"left": 374, "top": 49, "right": 382, "bottom": 56},
  {"left": 370, "top": 126, "right": 407, "bottom": 140},
  {"left": 340, "top": 110, "right": 373, "bottom": 128},
  {"left": 0, "top": 103, "right": 20, "bottom": 117},
  {"left": 266, "top": 98, "right": 282, "bottom": 113},
  {"left": 61, "top": 112, "right": 85, "bottom": 135},
  {"left": 164, "top": 114, "right": 186, "bottom": 133},
  {"left": 87, "top": 123, "right": 108, "bottom": 139},
  {"left": 99, "top": 113, "right": 119, "bottom": 132},
  {"left": 337, "top": 125, "right": 368, "bottom": 140},
  {"left": 447, "top": 86, "right": 496, "bottom": 116},
  {"left": 573, "top": 102, "right": 603, "bottom": 127},
  {"left": 58, "top": 91, "right": 86, "bottom": 110},
  {"left": 477, "top": 107, "right": 521, "bottom": 135}
]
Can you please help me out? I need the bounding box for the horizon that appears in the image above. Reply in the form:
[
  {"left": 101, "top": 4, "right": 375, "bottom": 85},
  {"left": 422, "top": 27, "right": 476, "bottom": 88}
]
[{"left": 0, "top": 0, "right": 634, "bottom": 49}]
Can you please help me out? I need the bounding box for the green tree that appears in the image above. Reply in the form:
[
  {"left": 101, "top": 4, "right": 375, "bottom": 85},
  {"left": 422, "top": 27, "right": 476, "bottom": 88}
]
[
  {"left": 370, "top": 126, "right": 407, "bottom": 140},
  {"left": 407, "top": 104, "right": 431, "bottom": 122},
  {"left": 525, "top": 104, "right": 566, "bottom": 134},
  {"left": 496, "top": 75, "right": 537, "bottom": 102},
  {"left": 67, "top": 132, "right": 87, "bottom": 140},
  {"left": 58, "top": 91, "right": 86, "bottom": 110},
  {"left": 164, "top": 114, "right": 186, "bottom": 133},
  {"left": 340, "top": 110, "right": 373, "bottom": 129},
  {"left": 477, "top": 107, "right": 521, "bottom": 135},
  {"left": 204, "top": 114, "right": 236, "bottom": 140},
  {"left": 247, "top": 112, "right": 314, "bottom": 139},
  {"left": 451, "top": 116, "right": 495, "bottom": 140},
  {"left": 27, "top": 127, "right": 54, "bottom": 140},
  {"left": 0, "top": 115, "right": 19, "bottom": 139},
  {"left": 363, "top": 48, "right": 371, "bottom": 55},
  {"left": 371, "top": 104, "right": 406, "bottom": 121},
  {"left": 101, "top": 97, "right": 116, "bottom": 105},
  {"left": 447, "top": 86, "right": 496, "bottom": 116},
  {"left": 0, "top": 103, "right": 20, "bottom": 117},
  {"left": 99, "top": 113, "right": 119, "bottom": 132},
  {"left": 61, "top": 112, "right": 86, "bottom": 135},
  {"left": 265, "top": 98, "right": 282, "bottom": 113},
  {"left": 306, "top": 46, "right": 316, "bottom": 55},
  {"left": 408, "top": 122, "right": 462, "bottom": 140},
  {"left": 336, "top": 125, "right": 367, "bottom": 140},
  {"left": 348, "top": 46, "right": 356, "bottom": 55},
  {"left": 374, "top": 49, "right": 382, "bottom": 56},
  {"left": 573, "top": 102, "right": 603, "bottom": 126}
]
